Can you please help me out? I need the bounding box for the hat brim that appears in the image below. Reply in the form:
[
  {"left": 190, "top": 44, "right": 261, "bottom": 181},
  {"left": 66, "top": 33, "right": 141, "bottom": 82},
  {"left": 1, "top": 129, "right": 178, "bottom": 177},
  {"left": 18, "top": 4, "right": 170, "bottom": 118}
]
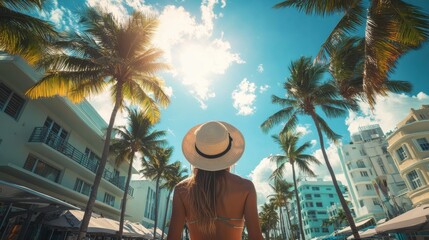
[{"left": 182, "top": 121, "right": 245, "bottom": 171}]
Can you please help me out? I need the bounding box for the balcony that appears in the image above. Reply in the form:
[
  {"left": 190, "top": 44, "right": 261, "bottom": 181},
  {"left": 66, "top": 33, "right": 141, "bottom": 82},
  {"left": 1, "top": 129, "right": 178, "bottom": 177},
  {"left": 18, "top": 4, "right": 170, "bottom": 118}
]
[{"left": 29, "top": 127, "right": 134, "bottom": 196}]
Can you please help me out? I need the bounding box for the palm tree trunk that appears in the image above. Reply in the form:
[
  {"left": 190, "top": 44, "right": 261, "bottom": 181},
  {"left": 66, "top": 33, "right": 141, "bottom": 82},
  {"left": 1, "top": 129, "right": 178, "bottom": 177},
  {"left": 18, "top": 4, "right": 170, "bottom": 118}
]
[
  {"left": 153, "top": 176, "right": 161, "bottom": 239},
  {"left": 279, "top": 207, "right": 286, "bottom": 239},
  {"left": 310, "top": 113, "right": 360, "bottom": 239},
  {"left": 161, "top": 190, "right": 172, "bottom": 240},
  {"left": 118, "top": 151, "right": 135, "bottom": 239},
  {"left": 292, "top": 164, "right": 305, "bottom": 240},
  {"left": 78, "top": 83, "right": 123, "bottom": 240},
  {"left": 285, "top": 204, "right": 295, "bottom": 240}
]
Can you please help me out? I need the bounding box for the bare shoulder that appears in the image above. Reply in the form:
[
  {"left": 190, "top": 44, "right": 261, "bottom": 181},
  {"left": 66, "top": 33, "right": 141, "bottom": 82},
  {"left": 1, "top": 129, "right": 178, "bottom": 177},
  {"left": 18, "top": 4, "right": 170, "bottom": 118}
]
[
  {"left": 226, "top": 172, "right": 255, "bottom": 190},
  {"left": 174, "top": 177, "right": 191, "bottom": 192}
]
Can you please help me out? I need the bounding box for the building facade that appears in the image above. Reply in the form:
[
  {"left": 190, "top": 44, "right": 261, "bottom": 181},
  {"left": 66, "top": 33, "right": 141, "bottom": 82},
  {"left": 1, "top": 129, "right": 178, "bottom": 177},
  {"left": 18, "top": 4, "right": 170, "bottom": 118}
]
[
  {"left": 288, "top": 178, "right": 347, "bottom": 240},
  {"left": 339, "top": 124, "right": 411, "bottom": 222},
  {"left": 387, "top": 105, "right": 429, "bottom": 206},
  {"left": 127, "top": 180, "right": 172, "bottom": 231},
  {"left": 0, "top": 54, "right": 137, "bottom": 220}
]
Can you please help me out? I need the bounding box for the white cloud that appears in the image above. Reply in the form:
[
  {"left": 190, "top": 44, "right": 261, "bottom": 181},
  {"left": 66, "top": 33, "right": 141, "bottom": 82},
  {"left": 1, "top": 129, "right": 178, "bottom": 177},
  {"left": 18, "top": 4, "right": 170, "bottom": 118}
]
[
  {"left": 295, "top": 124, "right": 311, "bottom": 136},
  {"left": 310, "top": 139, "right": 317, "bottom": 146},
  {"left": 257, "top": 64, "right": 264, "bottom": 73},
  {"left": 232, "top": 79, "right": 257, "bottom": 116},
  {"left": 86, "top": 0, "right": 129, "bottom": 21},
  {"left": 345, "top": 92, "right": 429, "bottom": 134},
  {"left": 87, "top": 92, "right": 128, "bottom": 127},
  {"left": 248, "top": 157, "right": 277, "bottom": 205},
  {"left": 49, "top": 1, "right": 64, "bottom": 25},
  {"left": 163, "top": 86, "right": 173, "bottom": 98},
  {"left": 311, "top": 142, "right": 346, "bottom": 185},
  {"left": 153, "top": 3, "right": 244, "bottom": 109},
  {"left": 259, "top": 84, "right": 270, "bottom": 93}
]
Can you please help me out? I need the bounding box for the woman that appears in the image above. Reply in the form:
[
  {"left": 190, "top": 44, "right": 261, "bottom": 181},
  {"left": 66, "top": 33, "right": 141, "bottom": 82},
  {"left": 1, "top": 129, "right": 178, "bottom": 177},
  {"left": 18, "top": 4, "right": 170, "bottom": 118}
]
[{"left": 167, "top": 121, "right": 263, "bottom": 240}]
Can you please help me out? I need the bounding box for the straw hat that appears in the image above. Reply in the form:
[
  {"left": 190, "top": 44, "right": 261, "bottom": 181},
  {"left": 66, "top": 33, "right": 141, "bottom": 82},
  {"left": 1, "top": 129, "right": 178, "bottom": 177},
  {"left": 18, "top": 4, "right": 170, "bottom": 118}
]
[{"left": 182, "top": 121, "right": 245, "bottom": 171}]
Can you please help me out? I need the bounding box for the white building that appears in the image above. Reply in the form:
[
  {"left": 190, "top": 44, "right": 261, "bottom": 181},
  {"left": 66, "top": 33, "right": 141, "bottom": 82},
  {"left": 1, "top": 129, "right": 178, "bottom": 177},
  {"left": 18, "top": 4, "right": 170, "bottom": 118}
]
[
  {"left": 339, "top": 124, "right": 412, "bottom": 222},
  {"left": 0, "top": 53, "right": 137, "bottom": 220},
  {"left": 127, "top": 179, "right": 172, "bottom": 231}
]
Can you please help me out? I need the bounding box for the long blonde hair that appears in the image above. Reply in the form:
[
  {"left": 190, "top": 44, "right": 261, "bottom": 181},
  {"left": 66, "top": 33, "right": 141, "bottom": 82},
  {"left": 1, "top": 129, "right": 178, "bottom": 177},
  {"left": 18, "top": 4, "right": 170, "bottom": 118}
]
[{"left": 186, "top": 168, "right": 226, "bottom": 234}]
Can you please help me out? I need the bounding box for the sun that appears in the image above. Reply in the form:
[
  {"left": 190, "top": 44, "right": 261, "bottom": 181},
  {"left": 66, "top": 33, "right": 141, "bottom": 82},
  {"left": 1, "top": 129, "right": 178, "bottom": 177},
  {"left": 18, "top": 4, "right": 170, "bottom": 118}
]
[{"left": 177, "top": 42, "right": 213, "bottom": 81}]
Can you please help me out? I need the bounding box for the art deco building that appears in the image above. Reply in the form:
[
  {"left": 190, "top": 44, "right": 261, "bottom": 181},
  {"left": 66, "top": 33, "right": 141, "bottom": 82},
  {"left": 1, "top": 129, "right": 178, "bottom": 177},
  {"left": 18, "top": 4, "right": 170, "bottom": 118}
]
[
  {"left": 386, "top": 105, "right": 429, "bottom": 206},
  {"left": 339, "top": 124, "right": 411, "bottom": 222},
  {"left": 288, "top": 178, "right": 347, "bottom": 239},
  {"left": 0, "top": 53, "right": 136, "bottom": 220}
]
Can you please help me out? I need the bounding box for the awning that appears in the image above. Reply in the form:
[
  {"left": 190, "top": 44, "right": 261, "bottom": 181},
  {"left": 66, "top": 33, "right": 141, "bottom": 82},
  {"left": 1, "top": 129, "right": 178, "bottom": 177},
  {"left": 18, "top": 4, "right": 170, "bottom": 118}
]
[
  {"left": 346, "top": 228, "right": 378, "bottom": 240},
  {"left": 45, "top": 210, "right": 140, "bottom": 236},
  {"left": 376, "top": 204, "right": 429, "bottom": 233},
  {"left": 337, "top": 218, "right": 374, "bottom": 235},
  {"left": 125, "top": 221, "right": 153, "bottom": 239},
  {"left": 0, "top": 180, "right": 78, "bottom": 211}
]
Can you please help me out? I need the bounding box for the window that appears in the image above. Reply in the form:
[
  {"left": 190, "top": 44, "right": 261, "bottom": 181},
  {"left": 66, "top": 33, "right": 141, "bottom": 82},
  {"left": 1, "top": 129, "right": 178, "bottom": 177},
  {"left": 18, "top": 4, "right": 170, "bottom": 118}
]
[
  {"left": 326, "top": 188, "right": 331, "bottom": 190},
  {"left": 416, "top": 138, "right": 429, "bottom": 151},
  {"left": 347, "top": 163, "right": 351, "bottom": 170},
  {"left": 330, "top": 202, "right": 334, "bottom": 206},
  {"left": 0, "top": 83, "right": 25, "bottom": 120},
  {"left": 312, "top": 187, "right": 320, "bottom": 191},
  {"left": 314, "top": 194, "right": 321, "bottom": 198},
  {"left": 314, "top": 228, "right": 320, "bottom": 233},
  {"left": 316, "top": 202, "right": 323, "bottom": 207},
  {"left": 357, "top": 160, "right": 365, "bottom": 168},
  {"left": 328, "top": 194, "right": 334, "bottom": 198},
  {"left": 359, "top": 200, "right": 364, "bottom": 207},
  {"left": 44, "top": 118, "right": 69, "bottom": 148},
  {"left": 396, "top": 145, "right": 409, "bottom": 161},
  {"left": 366, "top": 184, "right": 373, "bottom": 190},
  {"left": 74, "top": 178, "right": 92, "bottom": 196},
  {"left": 306, "top": 202, "right": 314, "bottom": 207},
  {"left": 359, "top": 150, "right": 366, "bottom": 156},
  {"left": 360, "top": 171, "right": 368, "bottom": 177},
  {"left": 373, "top": 199, "right": 380, "bottom": 205},
  {"left": 378, "top": 158, "right": 387, "bottom": 174},
  {"left": 322, "top": 228, "right": 329, "bottom": 233},
  {"left": 144, "top": 187, "right": 156, "bottom": 220},
  {"left": 103, "top": 193, "right": 115, "bottom": 207},
  {"left": 305, "top": 194, "right": 312, "bottom": 199},
  {"left": 23, "top": 155, "right": 60, "bottom": 182},
  {"left": 84, "top": 148, "right": 100, "bottom": 172},
  {"left": 407, "top": 170, "right": 423, "bottom": 190}
]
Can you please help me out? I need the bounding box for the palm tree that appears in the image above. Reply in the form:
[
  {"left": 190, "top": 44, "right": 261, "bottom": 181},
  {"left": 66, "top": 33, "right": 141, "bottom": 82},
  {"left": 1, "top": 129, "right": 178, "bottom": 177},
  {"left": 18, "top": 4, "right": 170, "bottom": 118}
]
[
  {"left": 259, "top": 202, "right": 279, "bottom": 240},
  {"left": 141, "top": 147, "right": 175, "bottom": 239},
  {"left": 328, "top": 36, "right": 412, "bottom": 102},
  {"left": 110, "top": 107, "right": 167, "bottom": 239},
  {"left": 25, "top": 8, "right": 169, "bottom": 239},
  {"left": 269, "top": 178, "right": 295, "bottom": 240},
  {"left": 273, "top": 0, "right": 429, "bottom": 106},
  {"left": 159, "top": 161, "right": 188, "bottom": 240},
  {"left": 269, "top": 131, "right": 321, "bottom": 240},
  {"left": 261, "top": 56, "right": 360, "bottom": 239},
  {"left": 322, "top": 209, "right": 348, "bottom": 231},
  {"left": 0, "top": 0, "right": 58, "bottom": 64}
]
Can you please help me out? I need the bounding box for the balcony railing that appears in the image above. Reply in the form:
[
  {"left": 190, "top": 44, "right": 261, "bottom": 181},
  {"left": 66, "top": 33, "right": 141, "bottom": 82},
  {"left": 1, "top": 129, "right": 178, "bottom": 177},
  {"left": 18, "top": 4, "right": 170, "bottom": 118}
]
[{"left": 29, "top": 127, "right": 134, "bottom": 196}]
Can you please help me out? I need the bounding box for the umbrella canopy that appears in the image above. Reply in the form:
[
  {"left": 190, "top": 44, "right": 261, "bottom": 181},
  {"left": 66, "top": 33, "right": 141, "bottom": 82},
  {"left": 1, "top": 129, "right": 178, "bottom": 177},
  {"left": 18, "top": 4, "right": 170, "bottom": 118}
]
[
  {"left": 376, "top": 204, "right": 429, "bottom": 233},
  {"left": 125, "top": 221, "right": 153, "bottom": 239},
  {"left": 336, "top": 218, "right": 374, "bottom": 235},
  {"left": 0, "top": 180, "right": 78, "bottom": 211},
  {"left": 45, "top": 210, "right": 141, "bottom": 236}
]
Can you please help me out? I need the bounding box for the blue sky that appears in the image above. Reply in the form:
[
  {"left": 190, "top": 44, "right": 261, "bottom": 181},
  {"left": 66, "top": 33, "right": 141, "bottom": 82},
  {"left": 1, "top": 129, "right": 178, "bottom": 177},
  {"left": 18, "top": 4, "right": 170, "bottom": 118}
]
[{"left": 37, "top": 0, "right": 429, "bottom": 203}]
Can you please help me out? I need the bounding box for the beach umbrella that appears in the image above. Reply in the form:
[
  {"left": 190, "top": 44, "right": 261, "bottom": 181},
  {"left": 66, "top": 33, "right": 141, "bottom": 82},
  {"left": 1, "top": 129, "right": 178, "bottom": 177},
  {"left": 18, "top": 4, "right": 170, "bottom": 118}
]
[{"left": 376, "top": 204, "right": 429, "bottom": 233}]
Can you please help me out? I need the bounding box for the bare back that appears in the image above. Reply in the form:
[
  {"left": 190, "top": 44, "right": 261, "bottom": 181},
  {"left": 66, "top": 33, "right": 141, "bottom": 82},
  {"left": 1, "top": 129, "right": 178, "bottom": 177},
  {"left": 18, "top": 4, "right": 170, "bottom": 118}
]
[{"left": 167, "top": 171, "right": 263, "bottom": 240}]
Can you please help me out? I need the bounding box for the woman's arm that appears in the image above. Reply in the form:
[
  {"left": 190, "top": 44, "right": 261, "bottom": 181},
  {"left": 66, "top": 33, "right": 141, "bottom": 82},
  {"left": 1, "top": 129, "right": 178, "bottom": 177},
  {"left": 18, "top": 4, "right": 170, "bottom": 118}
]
[
  {"left": 166, "top": 188, "right": 186, "bottom": 240},
  {"left": 243, "top": 182, "right": 263, "bottom": 240}
]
